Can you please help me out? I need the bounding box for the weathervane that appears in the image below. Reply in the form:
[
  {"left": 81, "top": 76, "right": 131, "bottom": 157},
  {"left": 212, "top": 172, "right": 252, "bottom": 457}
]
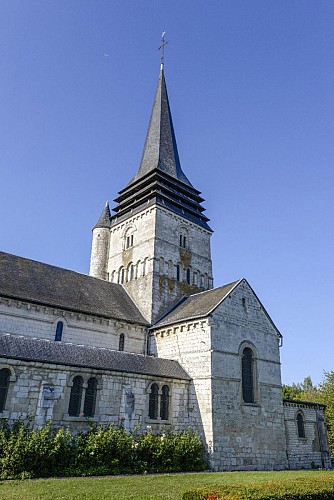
[{"left": 159, "top": 31, "right": 168, "bottom": 67}]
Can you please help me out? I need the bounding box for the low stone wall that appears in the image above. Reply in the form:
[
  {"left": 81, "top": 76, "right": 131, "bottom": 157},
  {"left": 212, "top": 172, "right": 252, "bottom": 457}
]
[{"left": 284, "top": 399, "right": 331, "bottom": 469}]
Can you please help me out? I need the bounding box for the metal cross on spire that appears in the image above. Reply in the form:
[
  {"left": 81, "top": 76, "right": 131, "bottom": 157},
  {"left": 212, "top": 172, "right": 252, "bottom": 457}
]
[{"left": 159, "top": 31, "right": 168, "bottom": 68}]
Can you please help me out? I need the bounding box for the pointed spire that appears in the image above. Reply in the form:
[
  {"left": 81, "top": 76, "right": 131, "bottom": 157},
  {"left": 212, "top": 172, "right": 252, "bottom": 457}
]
[
  {"left": 93, "top": 201, "right": 111, "bottom": 229},
  {"left": 128, "top": 67, "right": 192, "bottom": 187}
]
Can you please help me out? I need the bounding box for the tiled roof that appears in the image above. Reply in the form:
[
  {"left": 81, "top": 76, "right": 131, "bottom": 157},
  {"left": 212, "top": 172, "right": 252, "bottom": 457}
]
[
  {"left": 0, "top": 334, "right": 190, "bottom": 380},
  {"left": 0, "top": 252, "right": 148, "bottom": 325},
  {"left": 152, "top": 280, "right": 242, "bottom": 328}
]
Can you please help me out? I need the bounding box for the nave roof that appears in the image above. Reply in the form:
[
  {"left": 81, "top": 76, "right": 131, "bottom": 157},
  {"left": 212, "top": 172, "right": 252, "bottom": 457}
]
[
  {"left": 0, "top": 334, "right": 190, "bottom": 380},
  {"left": 0, "top": 252, "right": 148, "bottom": 326}
]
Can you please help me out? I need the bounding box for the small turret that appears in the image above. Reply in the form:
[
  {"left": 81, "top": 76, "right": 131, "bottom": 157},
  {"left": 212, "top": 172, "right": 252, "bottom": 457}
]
[{"left": 89, "top": 201, "right": 111, "bottom": 280}]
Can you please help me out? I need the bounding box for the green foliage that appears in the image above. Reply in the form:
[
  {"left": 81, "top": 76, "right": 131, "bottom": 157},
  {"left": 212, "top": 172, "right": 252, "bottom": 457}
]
[
  {"left": 135, "top": 429, "right": 207, "bottom": 473},
  {"left": 0, "top": 419, "right": 74, "bottom": 479},
  {"left": 317, "top": 371, "right": 334, "bottom": 455},
  {"left": 0, "top": 419, "right": 206, "bottom": 479},
  {"left": 282, "top": 376, "right": 318, "bottom": 401},
  {"left": 183, "top": 477, "right": 334, "bottom": 499},
  {"left": 282, "top": 383, "right": 302, "bottom": 400}
]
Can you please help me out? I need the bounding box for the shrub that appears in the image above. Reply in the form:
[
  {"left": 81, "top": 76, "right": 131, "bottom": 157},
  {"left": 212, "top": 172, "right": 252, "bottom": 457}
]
[{"left": 0, "top": 419, "right": 206, "bottom": 479}]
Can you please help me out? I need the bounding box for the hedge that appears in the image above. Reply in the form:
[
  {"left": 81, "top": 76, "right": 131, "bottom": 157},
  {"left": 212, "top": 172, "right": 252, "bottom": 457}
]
[
  {"left": 182, "top": 478, "right": 334, "bottom": 499},
  {"left": 0, "top": 419, "right": 206, "bottom": 479}
]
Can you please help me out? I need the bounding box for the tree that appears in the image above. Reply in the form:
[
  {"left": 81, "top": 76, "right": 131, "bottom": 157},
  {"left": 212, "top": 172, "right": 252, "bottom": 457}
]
[
  {"left": 282, "top": 383, "right": 302, "bottom": 400},
  {"left": 282, "top": 376, "right": 317, "bottom": 401},
  {"left": 317, "top": 371, "right": 334, "bottom": 455}
]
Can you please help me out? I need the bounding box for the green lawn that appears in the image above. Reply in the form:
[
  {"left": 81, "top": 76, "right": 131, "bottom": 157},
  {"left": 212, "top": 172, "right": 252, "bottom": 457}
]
[{"left": 0, "top": 470, "right": 333, "bottom": 500}]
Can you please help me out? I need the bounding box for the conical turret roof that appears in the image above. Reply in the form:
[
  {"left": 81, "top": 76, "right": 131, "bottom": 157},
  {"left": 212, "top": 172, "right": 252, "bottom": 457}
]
[
  {"left": 93, "top": 201, "right": 111, "bottom": 229},
  {"left": 111, "top": 66, "right": 212, "bottom": 231}
]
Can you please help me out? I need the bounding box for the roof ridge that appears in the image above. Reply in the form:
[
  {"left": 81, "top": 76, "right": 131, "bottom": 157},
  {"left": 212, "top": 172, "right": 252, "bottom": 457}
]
[
  {"left": 0, "top": 333, "right": 151, "bottom": 358},
  {"left": 187, "top": 279, "right": 243, "bottom": 299}
]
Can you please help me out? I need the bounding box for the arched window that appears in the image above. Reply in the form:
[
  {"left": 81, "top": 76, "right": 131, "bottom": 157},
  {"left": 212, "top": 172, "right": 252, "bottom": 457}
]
[
  {"left": 124, "top": 231, "right": 134, "bottom": 249},
  {"left": 179, "top": 234, "right": 187, "bottom": 248},
  {"left": 242, "top": 348, "right": 254, "bottom": 403},
  {"left": 135, "top": 260, "right": 141, "bottom": 279},
  {"left": 148, "top": 383, "right": 159, "bottom": 420},
  {"left": 176, "top": 265, "right": 180, "bottom": 281},
  {"left": 128, "top": 263, "right": 134, "bottom": 281},
  {"left": 146, "top": 333, "right": 151, "bottom": 356},
  {"left": 142, "top": 258, "right": 148, "bottom": 276},
  {"left": 297, "top": 412, "right": 306, "bottom": 438},
  {"left": 83, "top": 377, "right": 97, "bottom": 417},
  {"left": 55, "top": 321, "right": 63, "bottom": 342},
  {"left": 119, "top": 333, "right": 125, "bottom": 351},
  {"left": 68, "top": 376, "right": 83, "bottom": 417},
  {"left": 186, "top": 268, "right": 191, "bottom": 284},
  {"left": 119, "top": 267, "right": 125, "bottom": 284},
  {"left": 0, "top": 368, "right": 10, "bottom": 412},
  {"left": 160, "top": 385, "right": 170, "bottom": 420}
]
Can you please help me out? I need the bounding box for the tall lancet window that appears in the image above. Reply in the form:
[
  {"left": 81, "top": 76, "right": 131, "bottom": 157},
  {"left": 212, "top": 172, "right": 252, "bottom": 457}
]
[
  {"left": 297, "top": 412, "right": 306, "bottom": 438},
  {"left": 55, "top": 321, "right": 63, "bottom": 342},
  {"left": 148, "top": 383, "right": 159, "bottom": 420},
  {"left": 68, "top": 376, "right": 83, "bottom": 417},
  {"left": 83, "top": 377, "right": 97, "bottom": 417},
  {"left": 0, "top": 368, "right": 10, "bottom": 412},
  {"left": 119, "top": 333, "right": 125, "bottom": 351},
  {"left": 160, "top": 385, "right": 170, "bottom": 421},
  {"left": 242, "top": 348, "right": 254, "bottom": 403}
]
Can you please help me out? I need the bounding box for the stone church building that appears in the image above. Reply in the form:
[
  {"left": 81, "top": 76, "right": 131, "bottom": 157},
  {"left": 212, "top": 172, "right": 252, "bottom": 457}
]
[{"left": 0, "top": 62, "right": 330, "bottom": 471}]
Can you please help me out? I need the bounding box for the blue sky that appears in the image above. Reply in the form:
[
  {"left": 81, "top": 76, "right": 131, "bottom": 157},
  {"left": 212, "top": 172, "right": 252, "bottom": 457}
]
[{"left": 1, "top": 1, "right": 333, "bottom": 386}]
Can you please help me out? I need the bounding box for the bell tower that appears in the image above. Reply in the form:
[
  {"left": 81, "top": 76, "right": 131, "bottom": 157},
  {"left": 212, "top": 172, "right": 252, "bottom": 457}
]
[{"left": 90, "top": 62, "right": 213, "bottom": 323}]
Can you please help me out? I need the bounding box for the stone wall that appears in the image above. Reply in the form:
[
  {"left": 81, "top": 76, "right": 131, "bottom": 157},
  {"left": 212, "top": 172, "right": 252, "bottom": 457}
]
[
  {"left": 284, "top": 400, "right": 331, "bottom": 469},
  {"left": 106, "top": 205, "right": 213, "bottom": 323},
  {"left": 152, "top": 279, "right": 289, "bottom": 471},
  {"left": 0, "top": 357, "right": 190, "bottom": 433},
  {"left": 152, "top": 318, "right": 214, "bottom": 460},
  {"left": 107, "top": 207, "right": 156, "bottom": 322},
  {"left": 0, "top": 296, "right": 146, "bottom": 354},
  {"left": 209, "top": 280, "right": 287, "bottom": 470}
]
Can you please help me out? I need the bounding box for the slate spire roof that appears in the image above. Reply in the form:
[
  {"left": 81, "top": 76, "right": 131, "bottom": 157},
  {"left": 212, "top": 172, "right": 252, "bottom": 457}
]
[
  {"left": 129, "top": 66, "right": 191, "bottom": 187},
  {"left": 93, "top": 201, "right": 111, "bottom": 229},
  {"left": 111, "top": 67, "right": 212, "bottom": 231}
]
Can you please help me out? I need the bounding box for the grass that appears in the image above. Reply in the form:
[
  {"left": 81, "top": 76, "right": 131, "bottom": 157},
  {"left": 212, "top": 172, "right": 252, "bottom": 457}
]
[{"left": 0, "top": 470, "right": 333, "bottom": 500}]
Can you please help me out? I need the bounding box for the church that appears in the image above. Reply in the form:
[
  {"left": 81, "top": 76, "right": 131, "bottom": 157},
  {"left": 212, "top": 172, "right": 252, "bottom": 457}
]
[{"left": 0, "top": 58, "right": 330, "bottom": 471}]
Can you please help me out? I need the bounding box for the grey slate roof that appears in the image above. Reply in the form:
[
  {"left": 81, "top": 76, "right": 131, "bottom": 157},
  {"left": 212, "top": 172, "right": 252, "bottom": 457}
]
[
  {"left": 93, "top": 201, "right": 111, "bottom": 229},
  {"left": 0, "top": 334, "right": 190, "bottom": 380},
  {"left": 152, "top": 280, "right": 242, "bottom": 328},
  {"left": 0, "top": 252, "right": 148, "bottom": 325},
  {"left": 129, "top": 67, "right": 191, "bottom": 187},
  {"left": 111, "top": 67, "right": 212, "bottom": 230}
]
